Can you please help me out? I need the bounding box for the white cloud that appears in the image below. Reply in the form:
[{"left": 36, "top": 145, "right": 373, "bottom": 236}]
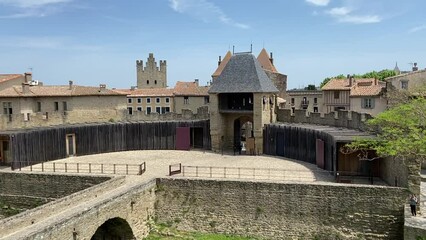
[
  {"left": 169, "top": 0, "right": 249, "bottom": 29},
  {"left": 326, "top": 7, "right": 351, "bottom": 16},
  {"left": 409, "top": 25, "right": 426, "bottom": 33},
  {"left": 0, "top": 0, "right": 72, "bottom": 18},
  {"left": 305, "top": 0, "right": 330, "bottom": 7},
  {"left": 0, "top": 0, "right": 71, "bottom": 8},
  {"left": 325, "top": 6, "right": 381, "bottom": 24}
]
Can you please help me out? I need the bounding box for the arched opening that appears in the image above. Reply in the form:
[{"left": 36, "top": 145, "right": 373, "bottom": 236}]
[
  {"left": 233, "top": 116, "right": 253, "bottom": 155},
  {"left": 91, "top": 217, "right": 135, "bottom": 240}
]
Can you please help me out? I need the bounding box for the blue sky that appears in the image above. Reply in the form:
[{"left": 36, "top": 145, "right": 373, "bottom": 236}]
[{"left": 0, "top": 0, "right": 425, "bottom": 89}]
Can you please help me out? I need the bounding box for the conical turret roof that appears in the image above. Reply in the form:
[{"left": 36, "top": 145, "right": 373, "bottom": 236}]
[
  {"left": 208, "top": 53, "right": 279, "bottom": 93},
  {"left": 257, "top": 48, "right": 277, "bottom": 73},
  {"left": 211, "top": 51, "right": 232, "bottom": 78}
]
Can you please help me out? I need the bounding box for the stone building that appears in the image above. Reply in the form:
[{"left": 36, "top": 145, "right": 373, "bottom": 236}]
[
  {"left": 173, "top": 80, "right": 209, "bottom": 114},
  {"left": 285, "top": 89, "right": 323, "bottom": 113},
  {"left": 322, "top": 76, "right": 387, "bottom": 116},
  {"left": 0, "top": 81, "right": 127, "bottom": 130},
  {"left": 209, "top": 53, "right": 278, "bottom": 154},
  {"left": 136, "top": 53, "right": 167, "bottom": 89},
  {"left": 385, "top": 67, "right": 426, "bottom": 92},
  {"left": 117, "top": 88, "right": 174, "bottom": 115},
  {"left": 0, "top": 73, "right": 30, "bottom": 91}
]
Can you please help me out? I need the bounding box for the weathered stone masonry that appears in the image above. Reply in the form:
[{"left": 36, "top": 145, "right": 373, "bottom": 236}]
[{"left": 155, "top": 178, "right": 407, "bottom": 240}]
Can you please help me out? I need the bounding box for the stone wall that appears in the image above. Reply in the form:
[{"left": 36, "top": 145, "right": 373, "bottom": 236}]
[
  {"left": 126, "top": 106, "right": 209, "bottom": 121},
  {"left": 277, "top": 108, "right": 373, "bottom": 131},
  {"left": 155, "top": 178, "right": 407, "bottom": 240},
  {"left": 0, "top": 172, "right": 110, "bottom": 199}
]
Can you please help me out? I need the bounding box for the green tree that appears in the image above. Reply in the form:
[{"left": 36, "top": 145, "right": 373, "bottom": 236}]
[
  {"left": 304, "top": 84, "right": 317, "bottom": 90},
  {"left": 344, "top": 97, "right": 425, "bottom": 161}
]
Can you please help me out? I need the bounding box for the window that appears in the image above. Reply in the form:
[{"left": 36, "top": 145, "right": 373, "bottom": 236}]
[
  {"left": 127, "top": 107, "right": 133, "bottom": 115},
  {"left": 137, "top": 98, "right": 142, "bottom": 104},
  {"left": 165, "top": 97, "right": 170, "bottom": 103},
  {"left": 24, "top": 113, "right": 30, "bottom": 122},
  {"left": 137, "top": 107, "right": 142, "bottom": 112},
  {"left": 302, "top": 106, "right": 307, "bottom": 110},
  {"left": 128, "top": 98, "right": 132, "bottom": 104},
  {"left": 3, "top": 102, "right": 12, "bottom": 115},
  {"left": 314, "top": 98, "right": 318, "bottom": 104},
  {"left": 63, "top": 102, "right": 68, "bottom": 111},
  {"left": 291, "top": 107, "right": 295, "bottom": 114},
  {"left": 155, "top": 80, "right": 157, "bottom": 85},
  {"left": 156, "top": 107, "right": 161, "bottom": 114},
  {"left": 302, "top": 97, "right": 308, "bottom": 105},
  {"left": 147, "top": 80, "right": 149, "bottom": 85},
  {"left": 334, "top": 91, "right": 339, "bottom": 99},
  {"left": 184, "top": 96, "right": 189, "bottom": 104},
  {"left": 36, "top": 102, "right": 42, "bottom": 112},
  {"left": 146, "top": 98, "right": 151, "bottom": 104},
  {"left": 401, "top": 80, "right": 408, "bottom": 90},
  {"left": 162, "top": 107, "right": 170, "bottom": 114},
  {"left": 146, "top": 107, "right": 151, "bottom": 114},
  {"left": 291, "top": 98, "right": 295, "bottom": 104},
  {"left": 54, "top": 102, "right": 59, "bottom": 111},
  {"left": 313, "top": 107, "right": 318, "bottom": 112},
  {"left": 363, "top": 98, "right": 374, "bottom": 109},
  {"left": 156, "top": 97, "right": 160, "bottom": 103},
  {"left": 204, "top": 96, "right": 210, "bottom": 104}
]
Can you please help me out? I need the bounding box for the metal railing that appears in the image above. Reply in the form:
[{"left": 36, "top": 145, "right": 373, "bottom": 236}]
[
  {"left": 169, "top": 163, "right": 182, "bottom": 176},
  {"left": 180, "top": 165, "right": 334, "bottom": 183},
  {"left": 15, "top": 161, "right": 146, "bottom": 176}
]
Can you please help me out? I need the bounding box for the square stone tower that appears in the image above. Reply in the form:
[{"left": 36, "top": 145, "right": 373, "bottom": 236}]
[
  {"left": 136, "top": 53, "right": 167, "bottom": 89},
  {"left": 208, "top": 53, "right": 279, "bottom": 154}
]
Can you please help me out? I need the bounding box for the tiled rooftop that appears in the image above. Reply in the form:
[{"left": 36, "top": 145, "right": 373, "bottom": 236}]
[
  {"left": 0, "top": 85, "right": 126, "bottom": 97},
  {"left": 0, "top": 74, "right": 22, "bottom": 83},
  {"left": 322, "top": 78, "right": 386, "bottom": 97}
]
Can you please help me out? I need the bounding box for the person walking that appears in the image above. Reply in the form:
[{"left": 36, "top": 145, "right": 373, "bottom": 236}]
[{"left": 409, "top": 194, "right": 418, "bottom": 216}]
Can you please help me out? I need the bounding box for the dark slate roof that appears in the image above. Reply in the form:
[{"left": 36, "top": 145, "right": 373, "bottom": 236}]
[{"left": 208, "top": 53, "right": 279, "bottom": 93}]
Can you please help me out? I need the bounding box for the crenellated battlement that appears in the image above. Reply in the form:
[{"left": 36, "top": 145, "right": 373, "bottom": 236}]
[
  {"left": 277, "top": 108, "right": 374, "bottom": 131},
  {"left": 136, "top": 53, "right": 167, "bottom": 88}
]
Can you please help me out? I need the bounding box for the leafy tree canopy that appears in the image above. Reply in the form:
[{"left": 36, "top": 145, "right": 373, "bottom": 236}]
[
  {"left": 344, "top": 97, "right": 426, "bottom": 161},
  {"left": 320, "top": 69, "right": 397, "bottom": 88}
]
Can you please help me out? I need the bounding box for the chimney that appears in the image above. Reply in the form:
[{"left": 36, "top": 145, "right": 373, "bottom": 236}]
[
  {"left": 130, "top": 86, "right": 136, "bottom": 91},
  {"left": 270, "top": 52, "right": 274, "bottom": 64},
  {"left": 194, "top": 79, "right": 199, "bottom": 86},
  {"left": 69, "top": 80, "right": 73, "bottom": 90},
  {"left": 24, "top": 72, "right": 32, "bottom": 83},
  {"left": 22, "top": 82, "right": 30, "bottom": 94},
  {"left": 218, "top": 56, "right": 222, "bottom": 66},
  {"left": 349, "top": 75, "right": 354, "bottom": 86},
  {"left": 99, "top": 84, "right": 106, "bottom": 92},
  {"left": 413, "top": 62, "right": 418, "bottom": 71},
  {"left": 374, "top": 78, "right": 378, "bottom": 85}
]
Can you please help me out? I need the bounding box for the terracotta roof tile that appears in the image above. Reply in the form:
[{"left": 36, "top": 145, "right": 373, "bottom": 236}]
[
  {"left": 212, "top": 51, "right": 232, "bottom": 77},
  {"left": 257, "top": 48, "right": 278, "bottom": 73},
  {"left": 116, "top": 88, "right": 174, "bottom": 97},
  {"left": 322, "top": 78, "right": 385, "bottom": 96},
  {"left": 0, "top": 85, "right": 126, "bottom": 97},
  {"left": 174, "top": 81, "right": 209, "bottom": 96},
  {"left": 0, "top": 74, "right": 22, "bottom": 83},
  {"left": 350, "top": 80, "right": 386, "bottom": 97}
]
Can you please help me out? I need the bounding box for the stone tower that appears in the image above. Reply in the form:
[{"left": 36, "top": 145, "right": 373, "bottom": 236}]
[
  {"left": 208, "top": 53, "right": 279, "bottom": 154},
  {"left": 136, "top": 53, "right": 167, "bottom": 89}
]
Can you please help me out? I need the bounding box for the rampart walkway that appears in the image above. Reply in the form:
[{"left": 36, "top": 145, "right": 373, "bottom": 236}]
[{"left": 0, "top": 150, "right": 424, "bottom": 239}]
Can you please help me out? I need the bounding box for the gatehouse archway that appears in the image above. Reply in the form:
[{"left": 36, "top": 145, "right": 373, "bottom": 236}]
[
  {"left": 91, "top": 217, "right": 135, "bottom": 240},
  {"left": 233, "top": 116, "right": 253, "bottom": 154}
]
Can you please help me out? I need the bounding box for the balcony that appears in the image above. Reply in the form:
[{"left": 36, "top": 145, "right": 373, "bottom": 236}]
[{"left": 219, "top": 93, "right": 253, "bottom": 114}]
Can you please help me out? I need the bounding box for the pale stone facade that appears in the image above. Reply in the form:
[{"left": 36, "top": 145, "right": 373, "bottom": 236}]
[
  {"left": 0, "top": 73, "right": 28, "bottom": 91},
  {"left": 173, "top": 81, "right": 209, "bottom": 114},
  {"left": 0, "top": 82, "right": 127, "bottom": 130},
  {"left": 386, "top": 69, "right": 426, "bottom": 92},
  {"left": 136, "top": 53, "right": 167, "bottom": 89},
  {"left": 322, "top": 77, "right": 387, "bottom": 116},
  {"left": 285, "top": 89, "right": 323, "bottom": 113}
]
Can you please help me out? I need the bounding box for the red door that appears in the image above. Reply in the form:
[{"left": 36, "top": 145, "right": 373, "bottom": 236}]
[
  {"left": 316, "top": 139, "right": 325, "bottom": 169},
  {"left": 176, "top": 127, "right": 190, "bottom": 150}
]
